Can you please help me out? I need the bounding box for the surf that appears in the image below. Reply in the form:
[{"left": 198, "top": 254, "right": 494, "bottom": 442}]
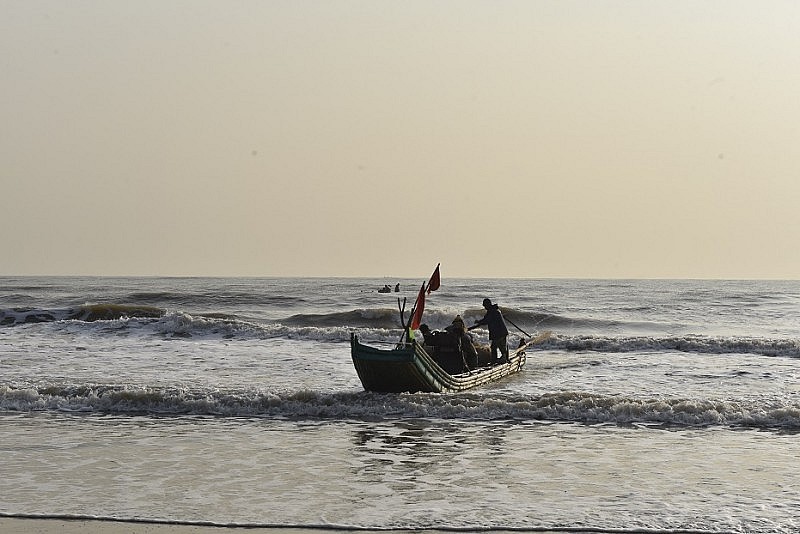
[{"left": 3, "top": 384, "right": 799, "bottom": 430}]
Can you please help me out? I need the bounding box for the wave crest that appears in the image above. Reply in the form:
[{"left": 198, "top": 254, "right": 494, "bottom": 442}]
[
  {"left": 4, "top": 304, "right": 799, "bottom": 359},
  {"left": 2, "top": 385, "right": 799, "bottom": 430},
  {"left": 0, "top": 304, "right": 165, "bottom": 326},
  {"left": 544, "top": 334, "right": 800, "bottom": 359}
]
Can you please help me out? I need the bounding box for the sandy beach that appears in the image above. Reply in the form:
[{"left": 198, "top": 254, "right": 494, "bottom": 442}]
[
  {"left": 0, "top": 518, "right": 342, "bottom": 534},
  {"left": 0, "top": 518, "right": 585, "bottom": 534},
  {"left": 0, "top": 518, "right": 571, "bottom": 534},
  {"left": 0, "top": 519, "right": 544, "bottom": 534}
]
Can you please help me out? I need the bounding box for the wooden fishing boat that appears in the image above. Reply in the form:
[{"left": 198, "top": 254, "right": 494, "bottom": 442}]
[{"left": 350, "top": 332, "right": 547, "bottom": 393}]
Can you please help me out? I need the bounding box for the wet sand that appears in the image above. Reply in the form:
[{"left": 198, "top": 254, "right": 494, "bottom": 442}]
[
  {"left": 0, "top": 518, "right": 330, "bottom": 534},
  {"left": 0, "top": 518, "right": 575, "bottom": 534}
]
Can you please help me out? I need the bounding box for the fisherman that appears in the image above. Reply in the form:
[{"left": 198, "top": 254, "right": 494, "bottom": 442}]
[
  {"left": 419, "top": 324, "right": 439, "bottom": 347},
  {"left": 470, "top": 298, "right": 509, "bottom": 365},
  {"left": 445, "top": 315, "right": 478, "bottom": 369}
]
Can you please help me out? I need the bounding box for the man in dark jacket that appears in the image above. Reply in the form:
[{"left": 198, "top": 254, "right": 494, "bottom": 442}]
[{"left": 470, "top": 298, "right": 509, "bottom": 364}]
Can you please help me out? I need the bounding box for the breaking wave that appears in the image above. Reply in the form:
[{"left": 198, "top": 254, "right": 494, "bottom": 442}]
[
  {"left": 0, "top": 304, "right": 600, "bottom": 330},
  {"left": 0, "top": 304, "right": 166, "bottom": 325},
  {"left": 3, "top": 304, "right": 799, "bottom": 358},
  {"left": 282, "top": 308, "right": 400, "bottom": 329},
  {"left": 2, "top": 384, "right": 799, "bottom": 430},
  {"left": 541, "top": 333, "right": 800, "bottom": 359}
]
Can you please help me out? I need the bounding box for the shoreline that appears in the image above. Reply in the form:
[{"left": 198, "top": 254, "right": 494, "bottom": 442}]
[
  {"left": 0, "top": 518, "right": 305, "bottom": 534},
  {"left": 0, "top": 517, "right": 364, "bottom": 534},
  {"left": 0, "top": 517, "right": 590, "bottom": 534}
]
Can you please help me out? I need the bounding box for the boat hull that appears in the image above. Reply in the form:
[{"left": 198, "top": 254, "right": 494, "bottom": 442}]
[{"left": 350, "top": 333, "right": 528, "bottom": 393}]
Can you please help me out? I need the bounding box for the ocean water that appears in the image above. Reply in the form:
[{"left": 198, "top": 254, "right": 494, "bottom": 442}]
[{"left": 2, "top": 276, "right": 800, "bottom": 533}]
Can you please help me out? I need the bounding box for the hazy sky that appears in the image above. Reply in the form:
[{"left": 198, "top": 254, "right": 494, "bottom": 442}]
[{"left": 3, "top": 1, "right": 800, "bottom": 278}]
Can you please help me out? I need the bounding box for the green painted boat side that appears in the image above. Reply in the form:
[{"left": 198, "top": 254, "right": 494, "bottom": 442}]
[{"left": 350, "top": 333, "right": 528, "bottom": 393}]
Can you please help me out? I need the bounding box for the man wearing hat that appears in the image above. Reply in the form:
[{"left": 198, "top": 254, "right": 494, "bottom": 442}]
[{"left": 470, "top": 298, "right": 509, "bottom": 365}]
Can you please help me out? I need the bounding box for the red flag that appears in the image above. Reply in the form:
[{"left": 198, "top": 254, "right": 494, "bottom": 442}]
[
  {"left": 427, "top": 263, "right": 441, "bottom": 294},
  {"left": 410, "top": 283, "right": 426, "bottom": 330}
]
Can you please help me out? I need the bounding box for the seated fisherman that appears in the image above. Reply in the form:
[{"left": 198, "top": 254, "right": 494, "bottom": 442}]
[
  {"left": 419, "top": 324, "right": 440, "bottom": 348},
  {"left": 444, "top": 315, "right": 479, "bottom": 370},
  {"left": 420, "top": 320, "right": 472, "bottom": 373}
]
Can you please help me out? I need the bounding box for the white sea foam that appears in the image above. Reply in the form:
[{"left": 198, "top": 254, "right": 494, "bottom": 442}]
[{"left": 3, "top": 385, "right": 799, "bottom": 430}]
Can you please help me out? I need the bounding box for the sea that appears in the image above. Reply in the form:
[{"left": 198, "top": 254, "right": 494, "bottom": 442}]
[{"left": 2, "top": 276, "right": 800, "bottom": 534}]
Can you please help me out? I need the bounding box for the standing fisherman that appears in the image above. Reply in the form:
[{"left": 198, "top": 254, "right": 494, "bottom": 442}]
[{"left": 470, "top": 298, "right": 509, "bottom": 365}]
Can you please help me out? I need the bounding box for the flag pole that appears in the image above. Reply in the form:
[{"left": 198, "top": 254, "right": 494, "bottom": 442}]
[
  {"left": 400, "top": 281, "right": 427, "bottom": 344},
  {"left": 398, "top": 263, "right": 440, "bottom": 344}
]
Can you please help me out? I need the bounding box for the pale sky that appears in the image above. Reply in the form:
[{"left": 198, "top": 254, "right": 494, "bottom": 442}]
[{"left": 3, "top": 1, "right": 800, "bottom": 278}]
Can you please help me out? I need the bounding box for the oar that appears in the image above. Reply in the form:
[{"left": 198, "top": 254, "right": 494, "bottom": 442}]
[
  {"left": 504, "top": 316, "right": 531, "bottom": 338},
  {"left": 506, "top": 315, "right": 553, "bottom": 351}
]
